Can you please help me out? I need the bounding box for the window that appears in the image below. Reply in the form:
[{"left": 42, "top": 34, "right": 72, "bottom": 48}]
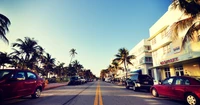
[
  {"left": 175, "top": 78, "right": 184, "bottom": 85},
  {"left": 161, "top": 29, "right": 167, "bottom": 39},
  {"left": 151, "top": 38, "right": 156, "bottom": 45},
  {"left": 27, "top": 72, "right": 37, "bottom": 80},
  {"left": 175, "top": 66, "right": 184, "bottom": 76},
  {"left": 167, "top": 45, "right": 171, "bottom": 53},
  {"left": 185, "top": 79, "right": 190, "bottom": 85},
  {"left": 162, "top": 78, "right": 174, "bottom": 85},
  {"left": 144, "top": 46, "right": 151, "bottom": 51},
  {"left": 164, "top": 68, "right": 171, "bottom": 78},
  {"left": 0, "top": 70, "right": 11, "bottom": 80},
  {"left": 145, "top": 57, "right": 152, "bottom": 63},
  {"left": 12, "top": 72, "right": 25, "bottom": 80},
  {"left": 175, "top": 78, "right": 190, "bottom": 85},
  {"left": 163, "top": 44, "right": 171, "bottom": 54}
]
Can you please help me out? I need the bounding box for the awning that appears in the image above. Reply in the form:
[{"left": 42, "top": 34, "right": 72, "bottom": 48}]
[{"left": 129, "top": 69, "right": 142, "bottom": 75}]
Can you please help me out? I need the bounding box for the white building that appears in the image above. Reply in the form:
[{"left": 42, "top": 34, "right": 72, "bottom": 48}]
[
  {"left": 148, "top": 4, "right": 200, "bottom": 83},
  {"left": 129, "top": 39, "right": 153, "bottom": 77}
]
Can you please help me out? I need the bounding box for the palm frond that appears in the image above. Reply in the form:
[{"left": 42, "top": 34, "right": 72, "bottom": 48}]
[
  {"left": 169, "top": 17, "right": 195, "bottom": 40},
  {"left": 182, "top": 21, "right": 200, "bottom": 47},
  {"left": 171, "top": 0, "right": 200, "bottom": 16}
]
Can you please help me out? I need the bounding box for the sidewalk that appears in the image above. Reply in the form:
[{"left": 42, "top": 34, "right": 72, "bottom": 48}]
[{"left": 44, "top": 82, "right": 69, "bottom": 90}]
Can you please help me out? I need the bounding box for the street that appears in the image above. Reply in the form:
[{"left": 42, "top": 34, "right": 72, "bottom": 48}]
[{"left": 1, "top": 81, "right": 186, "bottom": 105}]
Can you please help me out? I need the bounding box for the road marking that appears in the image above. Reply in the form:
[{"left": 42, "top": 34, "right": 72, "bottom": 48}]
[{"left": 94, "top": 82, "right": 103, "bottom": 105}]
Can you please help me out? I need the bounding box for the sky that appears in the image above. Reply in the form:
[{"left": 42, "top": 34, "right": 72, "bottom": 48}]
[{"left": 0, "top": 0, "right": 172, "bottom": 77}]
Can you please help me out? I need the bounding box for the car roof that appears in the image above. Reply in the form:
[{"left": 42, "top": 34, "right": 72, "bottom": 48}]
[{"left": 0, "top": 69, "right": 35, "bottom": 73}]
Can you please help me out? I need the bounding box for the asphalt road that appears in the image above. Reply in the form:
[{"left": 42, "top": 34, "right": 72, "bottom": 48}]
[{"left": 1, "top": 81, "right": 186, "bottom": 105}]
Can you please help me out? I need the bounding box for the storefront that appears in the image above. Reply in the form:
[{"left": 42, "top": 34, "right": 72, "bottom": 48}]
[{"left": 151, "top": 56, "right": 200, "bottom": 81}]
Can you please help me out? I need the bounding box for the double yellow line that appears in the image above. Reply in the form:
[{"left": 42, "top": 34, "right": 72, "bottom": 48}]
[{"left": 94, "top": 82, "right": 103, "bottom": 105}]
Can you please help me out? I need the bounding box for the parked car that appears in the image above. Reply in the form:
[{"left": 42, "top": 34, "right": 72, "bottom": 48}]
[
  {"left": 105, "top": 77, "right": 111, "bottom": 83},
  {"left": 0, "top": 69, "right": 45, "bottom": 101},
  {"left": 69, "top": 76, "right": 81, "bottom": 85},
  {"left": 125, "top": 74, "right": 154, "bottom": 91},
  {"left": 80, "top": 77, "right": 86, "bottom": 84},
  {"left": 150, "top": 76, "right": 200, "bottom": 105}
]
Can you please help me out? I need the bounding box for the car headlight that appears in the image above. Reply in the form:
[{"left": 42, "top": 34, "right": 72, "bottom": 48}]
[{"left": 136, "top": 83, "right": 141, "bottom": 87}]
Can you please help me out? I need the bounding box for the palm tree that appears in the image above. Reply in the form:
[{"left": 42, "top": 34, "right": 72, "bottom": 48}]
[
  {"left": 12, "top": 37, "right": 43, "bottom": 69},
  {"left": 66, "top": 64, "right": 77, "bottom": 76},
  {"left": 0, "top": 13, "right": 11, "bottom": 44},
  {"left": 69, "top": 48, "right": 77, "bottom": 65},
  {"left": 0, "top": 52, "right": 12, "bottom": 69},
  {"left": 111, "top": 60, "right": 124, "bottom": 78},
  {"left": 113, "top": 48, "right": 135, "bottom": 79},
  {"left": 42, "top": 53, "right": 55, "bottom": 77},
  {"left": 55, "top": 62, "right": 65, "bottom": 78},
  {"left": 100, "top": 69, "right": 109, "bottom": 79},
  {"left": 170, "top": 0, "right": 200, "bottom": 47}
]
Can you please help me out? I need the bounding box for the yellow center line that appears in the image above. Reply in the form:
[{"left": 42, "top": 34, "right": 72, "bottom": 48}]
[{"left": 94, "top": 81, "right": 103, "bottom": 105}]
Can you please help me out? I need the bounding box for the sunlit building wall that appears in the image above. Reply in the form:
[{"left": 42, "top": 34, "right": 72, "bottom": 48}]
[
  {"left": 148, "top": 4, "right": 200, "bottom": 83},
  {"left": 129, "top": 39, "right": 153, "bottom": 76}
]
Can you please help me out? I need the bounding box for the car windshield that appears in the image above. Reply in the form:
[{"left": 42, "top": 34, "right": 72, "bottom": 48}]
[
  {"left": 0, "top": 70, "right": 11, "bottom": 80},
  {"left": 138, "top": 75, "right": 153, "bottom": 81},
  {"left": 130, "top": 74, "right": 139, "bottom": 80},
  {"left": 71, "top": 77, "right": 78, "bottom": 80}
]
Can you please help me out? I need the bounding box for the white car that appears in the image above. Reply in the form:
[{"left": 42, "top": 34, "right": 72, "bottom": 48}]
[
  {"left": 105, "top": 77, "right": 111, "bottom": 82},
  {"left": 80, "top": 77, "right": 86, "bottom": 84}
]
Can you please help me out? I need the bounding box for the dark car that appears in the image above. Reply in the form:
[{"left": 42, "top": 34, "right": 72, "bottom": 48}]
[
  {"left": 150, "top": 76, "right": 200, "bottom": 105},
  {"left": 0, "top": 69, "right": 45, "bottom": 101},
  {"left": 125, "top": 74, "right": 154, "bottom": 91},
  {"left": 69, "top": 76, "right": 81, "bottom": 85}
]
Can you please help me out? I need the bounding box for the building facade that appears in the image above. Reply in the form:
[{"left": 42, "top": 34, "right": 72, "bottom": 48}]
[
  {"left": 129, "top": 39, "right": 153, "bottom": 77},
  {"left": 148, "top": 4, "right": 200, "bottom": 83}
]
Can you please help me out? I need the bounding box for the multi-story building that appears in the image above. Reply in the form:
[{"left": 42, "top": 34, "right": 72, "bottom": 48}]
[
  {"left": 129, "top": 39, "right": 153, "bottom": 77},
  {"left": 148, "top": 4, "right": 200, "bottom": 83}
]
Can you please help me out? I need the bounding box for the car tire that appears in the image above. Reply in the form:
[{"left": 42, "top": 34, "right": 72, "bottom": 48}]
[
  {"left": 151, "top": 88, "right": 159, "bottom": 97},
  {"left": 31, "top": 88, "right": 41, "bottom": 98},
  {"left": 132, "top": 85, "right": 138, "bottom": 91},
  {"left": 185, "top": 93, "right": 199, "bottom": 105}
]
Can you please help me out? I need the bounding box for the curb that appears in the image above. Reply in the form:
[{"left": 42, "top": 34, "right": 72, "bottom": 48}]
[{"left": 44, "top": 82, "right": 69, "bottom": 90}]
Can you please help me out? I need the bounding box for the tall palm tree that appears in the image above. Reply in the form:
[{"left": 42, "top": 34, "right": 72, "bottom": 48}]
[
  {"left": 11, "top": 37, "right": 43, "bottom": 69},
  {"left": 170, "top": 0, "right": 200, "bottom": 47},
  {"left": 0, "top": 13, "right": 11, "bottom": 43},
  {"left": 69, "top": 48, "right": 77, "bottom": 65},
  {"left": 66, "top": 64, "right": 77, "bottom": 76},
  {"left": 113, "top": 48, "right": 135, "bottom": 79}
]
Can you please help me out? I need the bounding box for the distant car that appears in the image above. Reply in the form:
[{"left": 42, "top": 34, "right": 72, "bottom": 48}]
[
  {"left": 69, "top": 76, "right": 81, "bottom": 85},
  {"left": 150, "top": 76, "right": 200, "bottom": 105},
  {"left": 0, "top": 69, "right": 45, "bottom": 101},
  {"left": 105, "top": 77, "right": 111, "bottom": 83},
  {"left": 125, "top": 74, "right": 154, "bottom": 91},
  {"left": 80, "top": 77, "right": 86, "bottom": 84}
]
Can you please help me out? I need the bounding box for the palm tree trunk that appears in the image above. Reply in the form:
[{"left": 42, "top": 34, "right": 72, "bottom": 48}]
[
  {"left": 124, "top": 60, "right": 127, "bottom": 79},
  {"left": 69, "top": 57, "right": 73, "bottom": 65}
]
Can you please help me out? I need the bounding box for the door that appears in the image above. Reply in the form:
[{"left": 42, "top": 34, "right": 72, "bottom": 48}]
[
  {"left": 3, "top": 71, "right": 26, "bottom": 99},
  {"left": 24, "top": 72, "right": 37, "bottom": 95},
  {"left": 172, "top": 77, "right": 188, "bottom": 100},
  {"left": 159, "top": 77, "right": 174, "bottom": 97}
]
